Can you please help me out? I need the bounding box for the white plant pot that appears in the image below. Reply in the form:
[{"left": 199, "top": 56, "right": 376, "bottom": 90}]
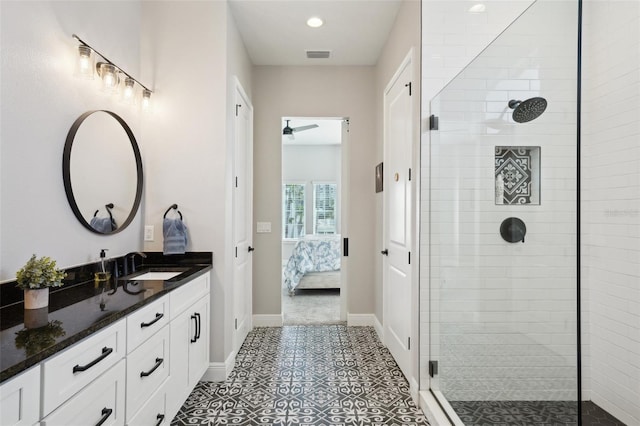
[{"left": 24, "top": 288, "right": 49, "bottom": 310}]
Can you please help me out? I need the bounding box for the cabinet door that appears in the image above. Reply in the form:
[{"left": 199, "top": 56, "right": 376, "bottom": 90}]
[
  {"left": 167, "top": 309, "right": 191, "bottom": 418},
  {"left": 42, "top": 359, "right": 125, "bottom": 426},
  {"left": 0, "top": 366, "right": 40, "bottom": 426},
  {"left": 166, "top": 295, "right": 210, "bottom": 419},
  {"left": 188, "top": 296, "right": 210, "bottom": 387}
]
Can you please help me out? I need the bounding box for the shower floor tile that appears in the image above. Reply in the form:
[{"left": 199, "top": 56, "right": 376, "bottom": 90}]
[
  {"left": 171, "top": 325, "right": 428, "bottom": 426},
  {"left": 449, "top": 400, "right": 627, "bottom": 426},
  {"left": 582, "top": 401, "right": 627, "bottom": 426}
]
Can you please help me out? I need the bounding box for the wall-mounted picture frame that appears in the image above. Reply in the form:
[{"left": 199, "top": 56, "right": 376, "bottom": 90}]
[{"left": 375, "top": 162, "right": 383, "bottom": 193}]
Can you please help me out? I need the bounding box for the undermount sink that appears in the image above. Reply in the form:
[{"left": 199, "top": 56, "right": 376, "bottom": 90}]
[{"left": 130, "top": 271, "right": 183, "bottom": 280}]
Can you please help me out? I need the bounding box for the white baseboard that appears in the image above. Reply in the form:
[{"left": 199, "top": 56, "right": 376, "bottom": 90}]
[
  {"left": 202, "top": 350, "right": 236, "bottom": 382},
  {"left": 346, "top": 313, "right": 374, "bottom": 327},
  {"left": 347, "top": 314, "right": 383, "bottom": 339},
  {"left": 373, "top": 316, "right": 383, "bottom": 341},
  {"left": 252, "top": 314, "right": 283, "bottom": 327},
  {"left": 409, "top": 377, "right": 420, "bottom": 404}
]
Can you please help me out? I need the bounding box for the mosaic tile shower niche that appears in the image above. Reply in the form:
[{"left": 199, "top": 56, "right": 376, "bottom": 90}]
[{"left": 495, "top": 146, "right": 541, "bottom": 205}]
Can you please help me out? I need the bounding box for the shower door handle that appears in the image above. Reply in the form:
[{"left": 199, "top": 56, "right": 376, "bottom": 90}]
[{"left": 381, "top": 249, "right": 389, "bottom": 256}]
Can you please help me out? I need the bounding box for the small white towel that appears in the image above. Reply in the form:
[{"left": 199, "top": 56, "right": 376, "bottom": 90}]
[
  {"left": 163, "top": 218, "right": 188, "bottom": 255},
  {"left": 90, "top": 217, "right": 116, "bottom": 233}
]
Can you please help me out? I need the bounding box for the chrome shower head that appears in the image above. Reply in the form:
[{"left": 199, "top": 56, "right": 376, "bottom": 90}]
[{"left": 508, "top": 97, "right": 547, "bottom": 123}]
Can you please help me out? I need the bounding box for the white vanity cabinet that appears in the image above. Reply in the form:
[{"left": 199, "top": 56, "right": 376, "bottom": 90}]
[
  {"left": 166, "top": 274, "right": 210, "bottom": 419},
  {"left": 0, "top": 269, "right": 211, "bottom": 426},
  {"left": 0, "top": 365, "right": 40, "bottom": 426}
]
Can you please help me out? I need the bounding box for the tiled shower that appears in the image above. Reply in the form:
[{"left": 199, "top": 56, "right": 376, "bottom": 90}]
[{"left": 420, "top": 0, "right": 639, "bottom": 425}]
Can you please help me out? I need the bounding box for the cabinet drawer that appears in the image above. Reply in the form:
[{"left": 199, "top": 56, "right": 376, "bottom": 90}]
[
  {"left": 42, "top": 319, "right": 126, "bottom": 416},
  {"left": 127, "top": 326, "right": 170, "bottom": 420},
  {"left": 170, "top": 274, "right": 209, "bottom": 318},
  {"left": 127, "top": 296, "right": 169, "bottom": 353},
  {"left": 127, "top": 383, "right": 167, "bottom": 426},
  {"left": 42, "top": 359, "right": 125, "bottom": 426},
  {"left": 0, "top": 365, "right": 40, "bottom": 426}
]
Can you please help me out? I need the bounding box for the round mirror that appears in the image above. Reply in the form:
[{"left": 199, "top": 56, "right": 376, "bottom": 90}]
[{"left": 63, "top": 110, "right": 143, "bottom": 234}]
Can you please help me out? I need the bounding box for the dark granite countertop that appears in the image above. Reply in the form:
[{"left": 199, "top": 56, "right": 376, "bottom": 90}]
[{"left": 0, "top": 252, "right": 212, "bottom": 383}]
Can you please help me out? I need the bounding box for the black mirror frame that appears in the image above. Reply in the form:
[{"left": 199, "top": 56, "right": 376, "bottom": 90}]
[{"left": 63, "top": 110, "right": 143, "bottom": 235}]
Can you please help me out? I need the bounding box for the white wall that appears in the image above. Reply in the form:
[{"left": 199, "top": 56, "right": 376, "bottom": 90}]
[
  {"left": 422, "top": 0, "right": 534, "bottom": 104},
  {"left": 0, "top": 0, "right": 143, "bottom": 281},
  {"left": 421, "top": 0, "right": 579, "bottom": 400},
  {"left": 282, "top": 144, "right": 341, "bottom": 242},
  {"left": 140, "top": 0, "right": 252, "bottom": 367},
  {"left": 252, "top": 66, "right": 376, "bottom": 317},
  {"left": 582, "top": 0, "right": 640, "bottom": 423}
]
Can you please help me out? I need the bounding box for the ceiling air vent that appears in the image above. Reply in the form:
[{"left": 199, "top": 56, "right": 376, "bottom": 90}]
[{"left": 306, "top": 50, "right": 331, "bottom": 59}]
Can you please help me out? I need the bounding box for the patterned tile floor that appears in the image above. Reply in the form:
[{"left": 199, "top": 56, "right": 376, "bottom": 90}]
[
  {"left": 172, "top": 325, "right": 428, "bottom": 425},
  {"left": 449, "top": 400, "right": 627, "bottom": 426}
]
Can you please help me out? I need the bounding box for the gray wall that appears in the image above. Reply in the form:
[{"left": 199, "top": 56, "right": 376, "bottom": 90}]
[{"left": 252, "top": 66, "right": 376, "bottom": 318}]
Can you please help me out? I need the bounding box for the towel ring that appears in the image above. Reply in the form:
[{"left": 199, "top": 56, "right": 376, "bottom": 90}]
[
  {"left": 94, "top": 203, "right": 115, "bottom": 221},
  {"left": 164, "top": 204, "right": 183, "bottom": 220}
]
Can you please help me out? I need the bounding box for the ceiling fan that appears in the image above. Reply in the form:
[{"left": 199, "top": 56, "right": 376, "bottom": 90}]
[{"left": 283, "top": 120, "right": 319, "bottom": 139}]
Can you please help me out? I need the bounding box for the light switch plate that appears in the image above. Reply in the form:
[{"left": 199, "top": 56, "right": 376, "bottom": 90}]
[
  {"left": 144, "top": 225, "right": 154, "bottom": 241},
  {"left": 256, "top": 222, "right": 271, "bottom": 233}
]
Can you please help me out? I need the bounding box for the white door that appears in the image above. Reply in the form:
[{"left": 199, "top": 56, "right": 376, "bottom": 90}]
[
  {"left": 233, "top": 80, "right": 253, "bottom": 352},
  {"left": 383, "top": 54, "right": 414, "bottom": 379}
]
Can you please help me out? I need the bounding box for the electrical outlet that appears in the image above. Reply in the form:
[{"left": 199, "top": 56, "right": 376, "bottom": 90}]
[{"left": 144, "top": 225, "right": 154, "bottom": 241}]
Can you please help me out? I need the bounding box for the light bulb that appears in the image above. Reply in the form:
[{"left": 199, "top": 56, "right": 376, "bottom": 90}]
[
  {"left": 141, "top": 89, "right": 152, "bottom": 110},
  {"left": 123, "top": 77, "right": 135, "bottom": 103},
  {"left": 99, "top": 63, "right": 119, "bottom": 92},
  {"left": 77, "top": 45, "right": 94, "bottom": 79},
  {"left": 307, "top": 17, "right": 323, "bottom": 28}
]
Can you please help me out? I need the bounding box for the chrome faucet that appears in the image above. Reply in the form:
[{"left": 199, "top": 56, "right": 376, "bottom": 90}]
[{"left": 124, "top": 251, "right": 147, "bottom": 276}]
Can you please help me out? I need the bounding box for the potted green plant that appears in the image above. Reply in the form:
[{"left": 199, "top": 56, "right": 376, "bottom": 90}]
[{"left": 16, "top": 255, "right": 66, "bottom": 309}]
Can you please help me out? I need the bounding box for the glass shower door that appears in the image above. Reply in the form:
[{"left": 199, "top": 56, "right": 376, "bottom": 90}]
[{"left": 428, "top": 1, "right": 580, "bottom": 424}]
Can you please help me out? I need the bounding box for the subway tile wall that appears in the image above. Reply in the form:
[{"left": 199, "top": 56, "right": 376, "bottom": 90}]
[
  {"left": 420, "top": 1, "right": 579, "bottom": 401},
  {"left": 582, "top": 0, "right": 640, "bottom": 424}
]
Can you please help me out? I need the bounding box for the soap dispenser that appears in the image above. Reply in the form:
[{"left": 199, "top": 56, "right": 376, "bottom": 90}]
[{"left": 94, "top": 249, "right": 111, "bottom": 287}]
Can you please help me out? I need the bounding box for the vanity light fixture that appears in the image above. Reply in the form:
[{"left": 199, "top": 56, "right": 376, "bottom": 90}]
[
  {"left": 306, "top": 17, "right": 324, "bottom": 28},
  {"left": 72, "top": 34, "right": 152, "bottom": 109}
]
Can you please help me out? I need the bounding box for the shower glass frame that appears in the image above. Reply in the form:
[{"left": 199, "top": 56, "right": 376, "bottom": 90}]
[{"left": 425, "top": 0, "right": 581, "bottom": 423}]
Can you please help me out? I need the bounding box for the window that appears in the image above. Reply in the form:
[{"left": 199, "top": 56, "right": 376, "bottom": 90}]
[
  {"left": 283, "top": 183, "right": 305, "bottom": 239},
  {"left": 313, "top": 183, "right": 337, "bottom": 235}
]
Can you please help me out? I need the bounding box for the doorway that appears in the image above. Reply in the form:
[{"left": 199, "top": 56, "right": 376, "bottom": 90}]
[{"left": 281, "top": 117, "right": 347, "bottom": 325}]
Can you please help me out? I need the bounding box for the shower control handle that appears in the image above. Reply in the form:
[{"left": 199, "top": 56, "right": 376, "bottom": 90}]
[{"left": 381, "top": 249, "right": 389, "bottom": 256}]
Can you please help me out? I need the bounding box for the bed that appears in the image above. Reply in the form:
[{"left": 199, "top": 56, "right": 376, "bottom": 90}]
[{"left": 284, "top": 235, "right": 341, "bottom": 295}]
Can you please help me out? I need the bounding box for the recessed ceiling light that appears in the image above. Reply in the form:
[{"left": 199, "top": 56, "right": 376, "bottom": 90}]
[
  {"left": 468, "top": 3, "right": 486, "bottom": 13},
  {"left": 307, "top": 17, "right": 324, "bottom": 28}
]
